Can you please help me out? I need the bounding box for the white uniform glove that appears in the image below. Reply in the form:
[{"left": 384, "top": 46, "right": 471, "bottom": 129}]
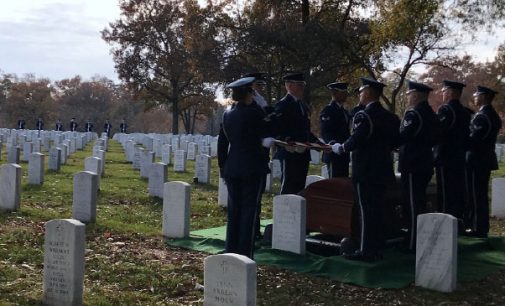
[
  {"left": 261, "top": 137, "right": 275, "bottom": 148},
  {"left": 331, "top": 143, "right": 343, "bottom": 154}
]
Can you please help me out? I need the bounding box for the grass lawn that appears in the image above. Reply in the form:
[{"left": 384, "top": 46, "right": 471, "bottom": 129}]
[{"left": 1, "top": 140, "right": 505, "bottom": 305}]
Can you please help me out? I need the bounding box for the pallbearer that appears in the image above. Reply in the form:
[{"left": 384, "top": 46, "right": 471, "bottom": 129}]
[
  {"left": 320, "top": 81, "right": 350, "bottom": 177},
  {"left": 217, "top": 76, "right": 273, "bottom": 258},
  {"left": 434, "top": 80, "right": 471, "bottom": 224},
  {"left": 466, "top": 86, "right": 502, "bottom": 237},
  {"left": 398, "top": 81, "right": 439, "bottom": 250}
]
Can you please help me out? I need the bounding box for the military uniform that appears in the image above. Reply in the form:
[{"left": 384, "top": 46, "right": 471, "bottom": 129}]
[
  {"left": 17, "top": 119, "right": 25, "bottom": 129},
  {"left": 85, "top": 121, "right": 93, "bottom": 132},
  {"left": 217, "top": 77, "right": 270, "bottom": 258},
  {"left": 70, "top": 120, "right": 78, "bottom": 132},
  {"left": 434, "top": 81, "right": 471, "bottom": 221},
  {"left": 104, "top": 122, "right": 112, "bottom": 137},
  {"left": 55, "top": 121, "right": 63, "bottom": 131},
  {"left": 334, "top": 78, "right": 400, "bottom": 259},
  {"left": 36, "top": 119, "right": 44, "bottom": 131},
  {"left": 320, "top": 100, "right": 350, "bottom": 177},
  {"left": 273, "top": 73, "right": 319, "bottom": 194},
  {"left": 466, "top": 87, "right": 502, "bottom": 237},
  {"left": 398, "top": 81, "right": 439, "bottom": 250},
  {"left": 120, "top": 121, "right": 127, "bottom": 133}
]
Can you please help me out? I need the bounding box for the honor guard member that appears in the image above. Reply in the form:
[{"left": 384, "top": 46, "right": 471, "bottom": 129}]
[
  {"left": 466, "top": 86, "right": 502, "bottom": 237},
  {"left": 434, "top": 80, "right": 471, "bottom": 224},
  {"left": 332, "top": 77, "right": 400, "bottom": 261},
  {"left": 85, "top": 119, "right": 93, "bottom": 132},
  {"left": 69, "top": 118, "right": 78, "bottom": 132},
  {"left": 243, "top": 72, "right": 271, "bottom": 239},
  {"left": 273, "top": 72, "right": 320, "bottom": 195},
  {"left": 398, "top": 81, "right": 439, "bottom": 250},
  {"left": 17, "top": 118, "right": 26, "bottom": 129},
  {"left": 36, "top": 117, "right": 44, "bottom": 131},
  {"left": 120, "top": 119, "right": 128, "bottom": 133},
  {"left": 104, "top": 119, "right": 112, "bottom": 138},
  {"left": 217, "top": 76, "right": 272, "bottom": 258},
  {"left": 55, "top": 119, "right": 63, "bottom": 131},
  {"left": 320, "top": 81, "right": 351, "bottom": 177}
]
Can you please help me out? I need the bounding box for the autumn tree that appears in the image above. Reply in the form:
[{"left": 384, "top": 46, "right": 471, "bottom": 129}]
[{"left": 102, "top": 0, "right": 225, "bottom": 134}]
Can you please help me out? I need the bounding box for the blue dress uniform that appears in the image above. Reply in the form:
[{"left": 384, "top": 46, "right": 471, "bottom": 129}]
[
  {"left": 17, "top": 119, "right": 25, "bottom": 129},
  {"left": 466, "top": 86, "right": 502, "bottom": 237},
  {"left": 120, "top": 121, "right": 127, "bottom": 133},
  {"left": 217, "top": 77, "right": 270, "bottom": 258},
  {"left": 273, "top": 73, "right": 319, "bottom": 195},
  {"left": 320, "top": 82, "right": 350, "bottom": 177},
  {"left": 335, "top": 78, "right": 400, "bottom": 260},
  {"left": 85, "top": 121, "right": 93, "bottom": 132},
  {"left": 36, "top": 119, "right": 44, "bottom": 131},
  {"left": 70, "top": 119, "right": 78, "bottom": 132},
  {"left": 104, "top": 121, "right": 112, "bottom": 137},
  {"left": 398, "top": 81, "right": 439, "bottom": 250},
  {"left": 55, "top": 121, "right": 63, "bottom": 131},
  {"left": 434, "top": 80, "right": 471, "bottom": 221}
]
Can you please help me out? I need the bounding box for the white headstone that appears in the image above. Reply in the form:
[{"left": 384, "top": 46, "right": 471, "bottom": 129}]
[
  {"left": 28, "top": 152, "right": 45, "bottom": 185},
  {"left": 140, "top": 150, "right": 155, "bottom": 178},
  {"left": 415, "top": 213, "right": 458, "bottom": 292},
  {"left": 272, "top": 194, "right": 306, "bottom": 255},
  {"left": 204, "top": 253, "right": 256, "bottom": 306},
  {"left": 0, "top": 164, "right": 22, "bottom": 212},
  {"left": 210, "top": 140, "right": 218, "bottom": 157},
  {"left": 92, "top": 149, "right": 106, "bottom": 176},
  {"left": 72, "top": 171, "right": 98, "bottom": 223},
  {"left": 491, "top": 178, "right": 505, "bottom": 218},
  {"left": 218, "top": 177, "right": 228, "bottom": 207},
  {"left": 60, "top": 145, "right": 68, "bottom": 164},
  {"left": 187, "top": 142, "right": 197, "bottom": 160},
  {"left": 162, "top": 144, "right": 172, "bottom": 165},
  {"left": 43, "top": 219, "right": 85, "bottom": 306},
  {"left": 133, "top": 147, "right": 142, "bottom": 170},
  {"left": 174, "top": 150, "right": 187, "bottom": 172},
  {"left": 7, "top": 146, "right": 20, "bottom": 164},
  {"left": 149, "top": 162, "right": 167, "bottom": 198},
  {"left": 162, "top": 181, "right": 191, "bottom": 238},
  {"left": 196, "top": 154, "right": 211, "bottom": 184},
  {"left": 84, "top": 157, "right": 102, "bottom": 191},
  {"left": 271, "top": 159, "right": 282, "bottom": 179},
  {"left": 321, "top": 165, "right": 329, "bottom": 179},
  {"left": 23, "top": 142, "right": 33, "bottom": 161},
  {"left": 305, "top": 175, "right": 325, "bottom": 187},
  {"left": 310, "top": 149, "right": 320, "bottom": 165},
  {"left": 265, "top": 173, "right": 272, "bottom": 192},
  {"left": 48, "top": 148, "right": 61, "bottom": 171}
]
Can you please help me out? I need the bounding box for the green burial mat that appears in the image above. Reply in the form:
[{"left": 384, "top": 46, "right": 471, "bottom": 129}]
[{"left": 167, "top": 224, "right": 505, "bottom": 289}]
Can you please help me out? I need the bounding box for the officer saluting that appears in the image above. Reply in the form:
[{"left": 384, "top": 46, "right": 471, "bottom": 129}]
[
  {"left": 320, "top": 81, "right": 350, "bottom": 177},
  {"left": 332, "top": 77, "right": 400, "bottom": 261},
  {"left": 398, "top": 81, "right": 439, "bottom": 250},
  {"left": 273, "top": 72, "right": 320, "bottom": 195},
  {"left": 217, "top": 76, "right": 273, "bottom": 258},
  {"left": 434, "top": 80, "right": 471, "bottom": 224},
  {"left": 466, "top": 86, "right": 502, "bottom": 237}
]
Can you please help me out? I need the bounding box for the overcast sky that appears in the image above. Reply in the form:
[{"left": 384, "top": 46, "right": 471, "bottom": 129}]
[{"left": 0, "top": 0, "right": 503, "bottom": 83}]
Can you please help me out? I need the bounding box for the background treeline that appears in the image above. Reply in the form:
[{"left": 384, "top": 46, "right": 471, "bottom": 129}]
[{"left": 1, "top": 0, "right": 505, "bottom": 136}]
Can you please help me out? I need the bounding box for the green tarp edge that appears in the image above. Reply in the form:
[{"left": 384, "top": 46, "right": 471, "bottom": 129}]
[{"left": 167, "top": 225, "right": 505, "bottom": 289}]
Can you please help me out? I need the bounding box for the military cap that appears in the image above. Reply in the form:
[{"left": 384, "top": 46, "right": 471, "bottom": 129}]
[
  {"left": 406, "top": 80, "right": 433, "bottom": 93},
  {"left": 243, "top": 72, "right": 267, "bottom": 85},
  {"left": 442, "top": 80, "right": 466, "bottom": 91},
  {"left": 326, "top": 82, "right": 348, "bottom": 91},
  {"left": 226, "top": 77, "right": 255, "bottom": 89},
  {"left": 359, "top": 77, "right": 386, "bottom": 93},
  {"left": 282, "top": 72, "right": 305, "bottom": 83},
  {"left": 473, "top": 85, "right": 498, "bottom": 97}
]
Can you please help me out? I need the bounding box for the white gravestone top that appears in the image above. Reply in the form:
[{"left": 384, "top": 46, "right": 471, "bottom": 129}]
[
  {"left": 272, "top": 194, "right": 306, "bottom": 255},
  {"left": 174, "top": 150, "right": 187, "bottom": 172},
  {"left": 491, "top": 178, "right": 505, "bottom": 219},
  {"left": 196, "top": 154, "right": 211, "bottom": 184},
  {"left": 162, "top": 181, "right": 191, "bottom": 238}
]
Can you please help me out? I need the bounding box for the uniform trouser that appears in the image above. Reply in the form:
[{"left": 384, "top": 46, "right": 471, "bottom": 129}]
[
  {"left": 353, "top": 181, "right": 385, "bottom": 255},
  {"left": 468, "top": 167, "right": 491, "bottom": 235},
  {"left": 225, "top": 175, "right": 264, "bottom": 258},
  {"left": 436, "top": 166, "right": 465, "bottom": 220},
  {"left": 280, "top": 154, "right": 309, "bottom": 195},
  {"left": 401, "top": 171, "right": 433, "bottom": 250},
  {"left": 255, "top": 174, "right": 267, "bottom": 237},
  {"left": 328, "top": 160, "right": 349, "bottom": 178}
]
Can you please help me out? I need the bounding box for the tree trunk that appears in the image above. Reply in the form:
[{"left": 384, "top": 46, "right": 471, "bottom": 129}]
[
  {"left": 301, "top": 0, "right": 309, "bottom": 24},
  {"left": 171, "top": 80, "right": 179, "bottom": 134}
]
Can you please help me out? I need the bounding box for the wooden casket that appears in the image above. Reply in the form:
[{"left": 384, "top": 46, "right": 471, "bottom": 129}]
[{"left": 300, "top": 177, "right": 403, "bottom": 240}]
